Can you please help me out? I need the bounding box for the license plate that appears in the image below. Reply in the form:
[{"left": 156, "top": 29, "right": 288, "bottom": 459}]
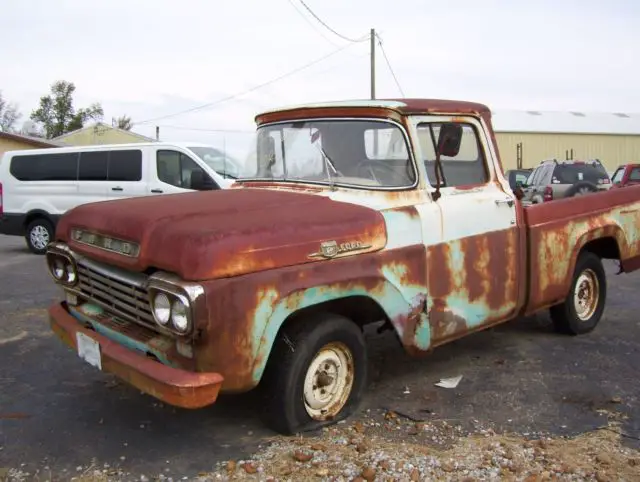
[{"left": 76, "top": 332, "right": 102, "bottom": 371}]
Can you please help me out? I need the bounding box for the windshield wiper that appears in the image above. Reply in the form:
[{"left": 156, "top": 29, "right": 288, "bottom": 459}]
[
  {"left": 316, "top": 145, "right": 339, "bottom": 191},
  {"left": 217, "top": 171, "right": 237, "bottom": 179}
]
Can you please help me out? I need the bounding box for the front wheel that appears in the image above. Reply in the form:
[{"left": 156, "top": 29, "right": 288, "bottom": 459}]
[
  {"left": 260, "top": 314, "right": 368, "bottom": 435},
  {"left": 550, "top": 251, "right": 607, "bottom": 335}
]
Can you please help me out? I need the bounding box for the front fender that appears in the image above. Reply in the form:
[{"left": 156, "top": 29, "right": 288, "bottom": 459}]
[{"left": 250, "top": 270, "right": 429, "bottom": 384}]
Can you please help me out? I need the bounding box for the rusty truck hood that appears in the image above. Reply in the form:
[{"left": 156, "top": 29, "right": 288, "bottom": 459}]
[{"left": 55, "top": 188, "right": 387, "bottom": 280}]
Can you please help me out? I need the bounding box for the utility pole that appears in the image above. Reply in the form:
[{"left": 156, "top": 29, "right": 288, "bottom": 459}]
[
  {"left": 155, "top": 126, "right": 159, "bottom": 141},
  {"left": 370, "top": 28, "right": 376, "bottom": 100}
]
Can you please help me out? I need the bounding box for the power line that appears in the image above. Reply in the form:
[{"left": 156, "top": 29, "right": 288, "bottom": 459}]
[
  {"left": 298, "top": 0, "right": 365, "bottom": 43},
  {"left": 156, "top": 125, "right": 254, "bottom": 133},
  {"left": 133, "top": 41, "right": 364, "bottom": 126},
  {"left": 286, "top": 0, "right": 340, "bottom": 47},
  {"left": 376, "top": 33, "right": 406, "bottom": 97}
]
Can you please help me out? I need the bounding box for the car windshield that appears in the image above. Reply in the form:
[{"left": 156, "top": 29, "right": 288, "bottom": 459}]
[
  {"left": 611, "top": 167, "right": 625, "bottom": 184},
  {"left": 236, "top": 119, "right": 416, "bottom": 188},
  {"left": 188, "top": 146, "right": 241, "bottom": 179}
]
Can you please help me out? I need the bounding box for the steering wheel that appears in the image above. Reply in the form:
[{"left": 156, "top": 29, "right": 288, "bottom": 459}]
[{"left": 355, "top": 159, "right": 399, "bottom": 184}]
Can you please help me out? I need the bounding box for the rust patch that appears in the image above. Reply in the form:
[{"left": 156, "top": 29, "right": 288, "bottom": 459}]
[
  {"left": 56, "top": 188, "right": 389, "bottom": 281},
  {"left": 427, "top": 228, "right": 520, "bottom": 345},
  {"left": 196, "top": 245, "right": 427, "bottom": 392}
]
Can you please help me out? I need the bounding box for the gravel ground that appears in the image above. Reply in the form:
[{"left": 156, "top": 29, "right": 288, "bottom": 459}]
[{"left": 5, "top": 411, "right": 639, "bottom": 481}]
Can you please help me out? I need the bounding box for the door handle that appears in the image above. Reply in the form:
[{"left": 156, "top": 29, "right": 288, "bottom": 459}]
[
  {"left": 495, "top": 198, "right": 514, "bottom": 207},
  {"left": 111, "top": 187, "right": 123, "bottom": 192},
  {"left": 151, "top": 189, "right": 163, "bottom": 193}
]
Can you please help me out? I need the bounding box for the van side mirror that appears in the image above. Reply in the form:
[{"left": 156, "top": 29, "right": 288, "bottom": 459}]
[
  {"left": 437, "top": 122, "right": 463, "bottom": 157},
  {"left": 190, "top": 169, "right": 217, "bottom": 190}
]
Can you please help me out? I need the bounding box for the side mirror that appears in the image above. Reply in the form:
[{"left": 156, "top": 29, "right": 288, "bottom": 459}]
[
  {"left": 437, "top": 122, "right": 463, "bottom": 157},
  {"left": 190, "top": 169, "right": 217, "bottom": 190}
]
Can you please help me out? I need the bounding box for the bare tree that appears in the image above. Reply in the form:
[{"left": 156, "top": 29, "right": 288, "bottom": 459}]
[
  {"left": 0, "top": 90, "right": 22, "bottom": 133},
  {"left": 113, "top": 115, "right": 132, "bottom": 131}
]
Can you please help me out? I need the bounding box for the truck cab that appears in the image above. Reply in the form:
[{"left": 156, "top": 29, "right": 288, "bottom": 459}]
[{"left": 45, "top": 99, "right": 640, "bottom": 435}]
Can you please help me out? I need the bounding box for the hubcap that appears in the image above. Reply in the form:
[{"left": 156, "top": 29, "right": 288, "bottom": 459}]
[
  {"left": 30, "top": 225, "right": 50, "bottom": 250},
  {"left": 303, "top": 342, "right": 354, "bottom": 420},
  {"left": 574, "top": 269, "right": 599, "bottom": 321}
]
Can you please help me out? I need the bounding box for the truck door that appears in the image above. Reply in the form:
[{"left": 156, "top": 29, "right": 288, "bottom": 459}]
[{"left": 409, "top": 115, "right": 522, "bottom": 346}]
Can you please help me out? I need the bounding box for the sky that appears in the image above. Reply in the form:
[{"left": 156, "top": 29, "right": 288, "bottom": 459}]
[{"left": 2, "top": 0, "right": 640, "bottom": 158}]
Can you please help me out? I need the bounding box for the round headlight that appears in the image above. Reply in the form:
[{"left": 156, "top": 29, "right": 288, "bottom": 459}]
[
  {"left": 153, "top": 292, "right": 171, "bottom": 325},
  {"left": 171, "top": 298, "right": 189, "bottom": 333},
  {"left": 65, "top": 262, "right": 77, "bottom": 284},
  {"left": 52, "top": 259, "right": 65, "bottom": 279}
]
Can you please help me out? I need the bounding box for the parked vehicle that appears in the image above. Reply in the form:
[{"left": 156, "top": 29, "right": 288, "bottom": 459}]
[
  {"left": 611, "top": 163, "right": 640, "bottom": 189},
  {"left": 505, "top": 168, "right": 532, "bottom": 191},
  {"left": 521, "top": 159, "right": 611, "bottom": 204},
  {"left": 0, "top": 142, "right": 238, "bottom": 254},
  {"left": 45, "top": 99, "right": 640, "bottom": 435}
]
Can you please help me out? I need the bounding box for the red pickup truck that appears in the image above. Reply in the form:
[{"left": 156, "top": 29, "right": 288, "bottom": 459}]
[
  {"left": 44, "top": 98, "right": 640, "bottom": 435},
  {"left": 611, "top": 163, "right": 640, "bottom": 189}
]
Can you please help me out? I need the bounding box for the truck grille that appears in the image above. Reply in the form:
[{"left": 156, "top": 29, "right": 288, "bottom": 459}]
[{"left": 74, "top": 259, "right": 156, "bottom": 330}]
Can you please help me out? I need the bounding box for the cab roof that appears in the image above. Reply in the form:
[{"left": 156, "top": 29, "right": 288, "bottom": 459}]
[{"left": 255, "top": 98, "right": 492, "bottom": 125}]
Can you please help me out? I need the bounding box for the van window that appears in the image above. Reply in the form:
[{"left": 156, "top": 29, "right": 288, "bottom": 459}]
[
  {"left": 10, "top": 152, "right": 79, "bottom": 181},
  {"left": 79, "top": 151, "right": 109, "bottom": 181},
  {"left": 108, "top": 150, "right": 142, "bottom": 181},
  {"left": 156, "top": 150, "right": 214, "bottom": 189}
]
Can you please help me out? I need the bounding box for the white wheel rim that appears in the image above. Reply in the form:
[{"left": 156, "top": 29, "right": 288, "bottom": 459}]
[
  {"left": 30, "top": 225, "right": 50, "bottom": 250},
  {"left": 303, "top": 342, "right": 354, "bottom": 420},
  {"left": 574, "top": 269, "right": 599, "bottom": 321}
]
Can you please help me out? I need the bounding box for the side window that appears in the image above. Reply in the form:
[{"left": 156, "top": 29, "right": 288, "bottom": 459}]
[
  {"left": 629, "top": 167, "right": 640, "bottom": 181},
  {"left": 10, "top": 153, "right": 79, "bottom": 181},
  {"left": 417, "top": 123, "right": 488, "bottom": 187},
  {"left": 156, "top": 150, "right": 215, "bottom": 189},
  {"left": 108, "top": 150, "right": 142, "bottom": 181},
  {"left": 78, "top": 151, "right": 108, "bottom": 181}
]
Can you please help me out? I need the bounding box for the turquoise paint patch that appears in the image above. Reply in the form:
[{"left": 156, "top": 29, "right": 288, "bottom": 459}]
[
  {"left": 68, "top": 305, "right": 176, "bottom": 368},
  {"left": 413, "top": 313, "right": 431, "bottom": 350},
  {"left": 251, "top": 280, "right": 416, "bottom": 384}
]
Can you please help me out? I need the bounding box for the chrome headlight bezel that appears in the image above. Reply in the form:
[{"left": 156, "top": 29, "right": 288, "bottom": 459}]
[
  {"left": 148, "top": 274, "right": 204, "bottom": 337},
  {"left": 45, "top": 246, "right": 79, "bottom": 287}
]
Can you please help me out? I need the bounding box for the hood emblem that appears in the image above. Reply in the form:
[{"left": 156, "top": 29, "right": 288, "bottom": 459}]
[
  {"left": 71, "top": 228, "right": 140, "bottom": 258},
  {"left": 308, "top": 240, "right": 372, "bottom": 259}
]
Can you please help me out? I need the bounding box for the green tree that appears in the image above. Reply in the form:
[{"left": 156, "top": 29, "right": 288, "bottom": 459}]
[
  {"left": 113, "top": 115, "right": 132, "bottom": 130},
  {"left": 0, "top": 90, "right": 22, "bottom": 133},
  {"left": 30, "top": 80, "right": 104, "bottom": 139}
]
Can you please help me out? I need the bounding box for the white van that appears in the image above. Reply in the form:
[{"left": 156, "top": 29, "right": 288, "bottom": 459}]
[{"left": 0, "top": 141, "right": 241, "bottom": 254}]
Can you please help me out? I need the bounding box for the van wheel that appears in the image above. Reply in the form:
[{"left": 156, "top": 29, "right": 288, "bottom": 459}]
[
  {"left": 260, "top": 314, "right": 368, "bottom": 435},
  {"left": 550, "top": 251, "right": 607, "bottom": 335},
  {"left": 25, "top": 218, "right": 54, "bottom": 255}
]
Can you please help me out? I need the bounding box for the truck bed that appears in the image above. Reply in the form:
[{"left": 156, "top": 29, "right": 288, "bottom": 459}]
[{"left": 521, "top": 184, "right": 640, "bottom": 316}]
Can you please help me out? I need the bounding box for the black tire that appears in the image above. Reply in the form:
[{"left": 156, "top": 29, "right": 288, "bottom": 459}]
[
  {"left": 566, "top": 181, "right": 598, "bottom": 198},
  {"left": 259, "top": 313, "right": 368, "bottom": 435},
  {"left": 549, "top": 251, "right": 607, "bottom": 335},
  {"left": 25, "top": 218, "right": 54, "bottom": 255}
]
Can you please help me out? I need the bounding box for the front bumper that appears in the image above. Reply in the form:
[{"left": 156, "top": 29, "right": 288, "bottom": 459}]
[{"left": 48, "top": 302, "right": 224, "bottom": 409}]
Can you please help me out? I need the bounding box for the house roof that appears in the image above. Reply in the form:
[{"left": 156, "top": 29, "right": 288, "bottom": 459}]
[
  {"left": 0, "top": 130, "right": 61, "bottom": 148},
  {"left": 52, "top": 122, "right": 156, "bottom": 142},
  {"left": 491, "top": 110, "right": 640, "bottom": 136}
]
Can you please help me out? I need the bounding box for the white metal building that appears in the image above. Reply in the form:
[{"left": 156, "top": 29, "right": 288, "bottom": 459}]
[{"left": 492, "top": 110, "right": 640, "bottom": 172}]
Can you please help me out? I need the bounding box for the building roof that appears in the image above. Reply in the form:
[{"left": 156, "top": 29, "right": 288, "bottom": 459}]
[
  {"left": 492, "top": 110, "right": 640, "bottom": 136},
  {"left": 0, "top": 130, "right": 61, "bottom": 147},
  {"left": 52, "top": 122, "right": 156, "bottom": 142}
]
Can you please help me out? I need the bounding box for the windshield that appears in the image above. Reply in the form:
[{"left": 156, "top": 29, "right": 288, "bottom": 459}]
[
  {"left": 237, "top": 119, "right": 416, "bottom": 188},
  {"left": 188, "top": 146, "right": 241, "bottom": 179},
  {"left": 611, "top": 167, "right": 625, "bottom": 184}
]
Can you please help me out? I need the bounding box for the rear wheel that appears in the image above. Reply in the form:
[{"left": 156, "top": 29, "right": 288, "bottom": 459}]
[
  {"left": 25, "top": 218, "right": 54, "bottom": 255},
  {"left": 260, "top": 314, "right": 368, "bottom": 435},
  {"left": 550, "top": 251, "right": 606, "bottom": 335}
]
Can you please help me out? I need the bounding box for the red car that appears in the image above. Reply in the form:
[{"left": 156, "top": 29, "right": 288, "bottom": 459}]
[{"left": 611, "top": 163, "right": 640, "bottom": 188}]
